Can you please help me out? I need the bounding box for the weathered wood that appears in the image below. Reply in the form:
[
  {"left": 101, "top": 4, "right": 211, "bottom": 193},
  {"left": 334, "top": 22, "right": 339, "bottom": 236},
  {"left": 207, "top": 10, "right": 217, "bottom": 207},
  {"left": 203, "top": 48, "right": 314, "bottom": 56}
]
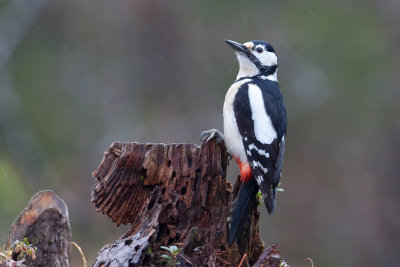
[
  {"left": 253, "top": 244, "right": 285, "bottom": 267},
  {"left": 91, "top": 136, "right": 283, "bottom": 266},
  {"left": 5, "top": 190, "right": 71, "bottom": 267}
]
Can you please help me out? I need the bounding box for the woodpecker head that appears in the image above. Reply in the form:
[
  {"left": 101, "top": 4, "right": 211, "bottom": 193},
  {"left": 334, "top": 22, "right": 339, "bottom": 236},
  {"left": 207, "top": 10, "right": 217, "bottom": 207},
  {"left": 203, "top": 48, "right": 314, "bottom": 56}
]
[{"left": 226, "top": 39, "right": 278, "bottom": 80}]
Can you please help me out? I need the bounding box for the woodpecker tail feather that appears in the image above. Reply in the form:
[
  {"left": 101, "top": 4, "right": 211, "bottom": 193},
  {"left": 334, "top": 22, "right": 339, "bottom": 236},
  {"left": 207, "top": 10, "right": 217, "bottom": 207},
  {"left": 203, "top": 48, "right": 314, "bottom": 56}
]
[
  {"left": 228, "top": 178, "right": 259, "bottom": 245},
  {"left": 264, "top": 187, "right": 276, "bottom": 215}
]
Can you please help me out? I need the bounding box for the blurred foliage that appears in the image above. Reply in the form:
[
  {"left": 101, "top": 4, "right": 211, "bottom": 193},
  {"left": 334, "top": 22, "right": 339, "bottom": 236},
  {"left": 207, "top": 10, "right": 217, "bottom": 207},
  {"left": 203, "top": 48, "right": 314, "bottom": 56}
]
[
  {"left": 0, "top": 156, "right": 30, "bottom": 240},
  {"left": 0, "top": 0, "right": 399, "bottom": 266}
]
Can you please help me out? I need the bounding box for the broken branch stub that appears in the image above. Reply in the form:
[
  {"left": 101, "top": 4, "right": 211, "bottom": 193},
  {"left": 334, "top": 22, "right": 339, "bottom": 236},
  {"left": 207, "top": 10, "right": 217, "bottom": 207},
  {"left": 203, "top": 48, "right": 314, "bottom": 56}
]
[{"left": 5, "top": 190, "right": 71, "bottom": 267}]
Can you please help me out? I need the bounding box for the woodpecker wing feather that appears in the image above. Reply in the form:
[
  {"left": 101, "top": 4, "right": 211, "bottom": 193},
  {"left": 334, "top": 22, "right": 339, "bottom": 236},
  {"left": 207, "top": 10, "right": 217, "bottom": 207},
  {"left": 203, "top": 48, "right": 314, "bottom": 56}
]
[{"left": 233, "top": 79, "right": 286, "bottom": 214}]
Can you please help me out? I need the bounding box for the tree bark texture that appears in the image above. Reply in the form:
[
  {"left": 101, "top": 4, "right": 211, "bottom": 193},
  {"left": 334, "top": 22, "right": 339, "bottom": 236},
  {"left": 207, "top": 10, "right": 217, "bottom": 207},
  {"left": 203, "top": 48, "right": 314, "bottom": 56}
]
[
  {"left": 3, "top": 190, "right": 71, "bottom": 267},
  {"left": 91, "top": 136, "right": 284, "bottom": 266}
]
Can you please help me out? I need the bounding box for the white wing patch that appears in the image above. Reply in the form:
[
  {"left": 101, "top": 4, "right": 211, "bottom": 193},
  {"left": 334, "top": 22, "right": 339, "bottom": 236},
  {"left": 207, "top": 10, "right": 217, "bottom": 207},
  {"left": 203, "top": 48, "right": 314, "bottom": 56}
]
[
  {"left": 252, "top": 160, "right": 268, "bottom": 173},
  {"left": 256, "top": 175, "right": 264, "bottom": 185},
  {"left": 248, "top": 84, "right": 277, "bottom": 144},
  {"left": 248, "top": 143, "right": 270, "bottom": 158}
]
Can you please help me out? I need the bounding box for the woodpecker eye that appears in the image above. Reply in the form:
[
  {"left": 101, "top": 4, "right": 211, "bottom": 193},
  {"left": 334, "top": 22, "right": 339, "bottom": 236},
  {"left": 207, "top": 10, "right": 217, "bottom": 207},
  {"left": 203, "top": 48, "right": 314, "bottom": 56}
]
[{"left": 256, "top": 47, "right": 263, "bottom": 53}]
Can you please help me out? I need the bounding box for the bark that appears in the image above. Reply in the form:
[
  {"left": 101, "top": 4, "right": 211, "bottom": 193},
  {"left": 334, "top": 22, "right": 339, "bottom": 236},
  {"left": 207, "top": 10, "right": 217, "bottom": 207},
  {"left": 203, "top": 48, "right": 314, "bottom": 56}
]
[
  {"left": 3, "top": 190, "right": 71, "bottom": 267},
  {"left": 253, "top": 244, "right": 285, "bottom": 267},
  {"left": 91, "top": 135, "right": 284, "bottom": 266}
]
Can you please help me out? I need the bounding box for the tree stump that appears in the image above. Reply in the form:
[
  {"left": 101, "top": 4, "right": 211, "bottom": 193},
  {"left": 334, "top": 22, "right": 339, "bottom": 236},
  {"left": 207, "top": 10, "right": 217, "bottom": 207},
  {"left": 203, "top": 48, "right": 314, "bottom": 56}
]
[
  {"left": 3, "top": 190, "right": 71, "bottom": 267},
  {"left": 91, "top": 135, "right": 284, "bottom": 266}
]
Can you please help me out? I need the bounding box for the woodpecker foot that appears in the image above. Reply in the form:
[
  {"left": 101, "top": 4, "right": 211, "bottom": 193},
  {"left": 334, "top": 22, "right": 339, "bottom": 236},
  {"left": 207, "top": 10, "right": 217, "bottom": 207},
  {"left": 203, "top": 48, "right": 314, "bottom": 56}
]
[{"left": 200, "top": 129, "right": 225, "bottom": 144}]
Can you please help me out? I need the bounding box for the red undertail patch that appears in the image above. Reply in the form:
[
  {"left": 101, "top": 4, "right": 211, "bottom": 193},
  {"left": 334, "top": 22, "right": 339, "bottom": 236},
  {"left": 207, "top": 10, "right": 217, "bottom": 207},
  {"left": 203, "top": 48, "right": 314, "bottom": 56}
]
[{"left": 235, "top": 157, "right": 253, "bottom": 183}]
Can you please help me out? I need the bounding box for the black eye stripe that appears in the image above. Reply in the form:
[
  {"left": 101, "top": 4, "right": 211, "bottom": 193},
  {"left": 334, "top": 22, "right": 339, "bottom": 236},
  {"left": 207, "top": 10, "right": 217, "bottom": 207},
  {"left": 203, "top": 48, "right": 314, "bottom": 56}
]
[{"left": 245, "top": 50, "right": 278, "bottom": 76}]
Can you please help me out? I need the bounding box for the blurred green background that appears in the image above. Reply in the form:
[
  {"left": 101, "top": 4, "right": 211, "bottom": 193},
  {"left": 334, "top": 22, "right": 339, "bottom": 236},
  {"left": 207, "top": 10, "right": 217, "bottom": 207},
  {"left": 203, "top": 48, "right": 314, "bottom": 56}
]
[{"left": 0, "top": 0, "right": 399, "bottom": 266}]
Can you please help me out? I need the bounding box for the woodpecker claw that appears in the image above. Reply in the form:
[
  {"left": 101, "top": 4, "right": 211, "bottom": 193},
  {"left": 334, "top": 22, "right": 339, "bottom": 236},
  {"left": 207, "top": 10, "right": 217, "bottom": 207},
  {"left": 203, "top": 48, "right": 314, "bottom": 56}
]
[{"left": 200, "top": 129, "right": 225, "bottom": 144}]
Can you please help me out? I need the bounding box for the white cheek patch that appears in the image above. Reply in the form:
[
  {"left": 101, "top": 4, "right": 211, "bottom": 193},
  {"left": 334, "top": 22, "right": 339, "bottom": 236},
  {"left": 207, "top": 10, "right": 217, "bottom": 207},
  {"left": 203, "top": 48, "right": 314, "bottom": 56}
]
[
  {"left": 252, "top": 45, "right": 277, "bottom": 67},
  {"left": 255, "top": 50, "right": 277, "bottom": 67}
]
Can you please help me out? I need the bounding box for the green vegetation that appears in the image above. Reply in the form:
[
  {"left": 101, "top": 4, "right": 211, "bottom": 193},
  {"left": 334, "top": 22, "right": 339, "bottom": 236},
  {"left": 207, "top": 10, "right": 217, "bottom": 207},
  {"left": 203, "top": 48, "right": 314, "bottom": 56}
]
[
  {"left": 256, "top": 190, "right": 263, "bottom": 206},
  {"left": 160, "top": 245, "right": 181, "bottom": 266},
  {"left": 0, "top": 237, "right": 37, "bottom": 263}
]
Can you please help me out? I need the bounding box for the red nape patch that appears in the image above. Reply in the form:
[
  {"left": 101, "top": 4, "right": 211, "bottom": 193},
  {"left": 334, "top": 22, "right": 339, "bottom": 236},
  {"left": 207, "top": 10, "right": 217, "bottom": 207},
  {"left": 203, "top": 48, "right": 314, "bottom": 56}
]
[{"left": 234, "top": 158, "right": 253, "bottom": 183}]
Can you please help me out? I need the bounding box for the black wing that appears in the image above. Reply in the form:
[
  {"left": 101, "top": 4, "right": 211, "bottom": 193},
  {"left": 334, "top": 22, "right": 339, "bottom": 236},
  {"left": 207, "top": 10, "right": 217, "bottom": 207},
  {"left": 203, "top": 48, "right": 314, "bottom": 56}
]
[{"left": 233, "top": 80, "right": 286, "bottom": 214}]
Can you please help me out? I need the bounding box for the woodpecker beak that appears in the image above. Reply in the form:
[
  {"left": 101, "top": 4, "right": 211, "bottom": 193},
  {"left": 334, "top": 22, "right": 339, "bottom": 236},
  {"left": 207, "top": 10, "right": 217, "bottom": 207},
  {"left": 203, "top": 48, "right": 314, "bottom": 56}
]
[{"left": 226, "top": 40, "right": 248, "bottom": 53}]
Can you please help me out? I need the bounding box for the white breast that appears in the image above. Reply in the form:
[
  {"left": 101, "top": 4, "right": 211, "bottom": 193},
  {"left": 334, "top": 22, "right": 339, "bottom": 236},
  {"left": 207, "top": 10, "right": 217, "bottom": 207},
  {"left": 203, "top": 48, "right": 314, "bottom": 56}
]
[{"left": 223, "top": 78, "right": 251, "bottom": 163}]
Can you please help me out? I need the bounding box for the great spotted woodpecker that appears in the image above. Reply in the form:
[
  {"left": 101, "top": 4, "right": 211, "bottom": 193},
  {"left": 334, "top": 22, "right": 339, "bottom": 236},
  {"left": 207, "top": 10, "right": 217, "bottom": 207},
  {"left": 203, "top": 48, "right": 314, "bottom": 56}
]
[{"left": 223, "top": 40, "right": 287, "bottom": 245}]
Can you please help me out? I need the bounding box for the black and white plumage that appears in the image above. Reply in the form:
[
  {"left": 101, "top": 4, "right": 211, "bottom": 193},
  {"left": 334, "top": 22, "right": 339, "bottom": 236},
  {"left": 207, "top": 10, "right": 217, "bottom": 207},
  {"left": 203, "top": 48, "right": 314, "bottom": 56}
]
[{"left": 224, "top": 40, "right": 287, "bottom": 245}]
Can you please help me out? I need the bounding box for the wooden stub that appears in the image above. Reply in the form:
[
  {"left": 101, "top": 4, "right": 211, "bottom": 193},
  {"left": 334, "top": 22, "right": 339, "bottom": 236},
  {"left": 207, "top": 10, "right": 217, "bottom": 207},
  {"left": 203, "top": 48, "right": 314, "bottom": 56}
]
[
  {"left": 6, "top": 190, "right": 71, "bottom": 267},
  {"left": 252, "top": 244, "right": 283, "bottom": 267},
  {"left": 91, "top": 136, "right": 281, "bottom": 266}
]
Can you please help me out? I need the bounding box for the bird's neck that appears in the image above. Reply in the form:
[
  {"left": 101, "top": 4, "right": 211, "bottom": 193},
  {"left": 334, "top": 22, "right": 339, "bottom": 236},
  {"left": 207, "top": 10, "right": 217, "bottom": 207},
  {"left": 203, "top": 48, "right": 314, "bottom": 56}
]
[
  {"left": 236, "top": 66, "right": 278, "bottom": 82},
  {"left": 259, "top": 69, "right": 278, "bottom": 82}
]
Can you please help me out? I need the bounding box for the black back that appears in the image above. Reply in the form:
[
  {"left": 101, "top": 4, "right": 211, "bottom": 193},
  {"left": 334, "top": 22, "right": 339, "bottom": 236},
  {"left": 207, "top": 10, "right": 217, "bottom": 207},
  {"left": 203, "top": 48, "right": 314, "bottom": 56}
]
[{"left": 233, "top": 78, "right": 286, "bottom": 213}]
